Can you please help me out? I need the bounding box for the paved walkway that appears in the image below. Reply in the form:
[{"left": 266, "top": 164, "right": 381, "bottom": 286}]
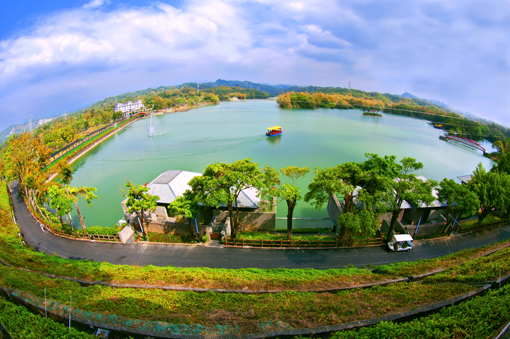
[{"left": 11, "top": 183, "right": 510, "bottom": 269}]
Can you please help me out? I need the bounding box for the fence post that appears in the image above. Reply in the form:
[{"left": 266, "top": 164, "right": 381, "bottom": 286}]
[
  {"left": 413, "top": 218, "right": 422, "bottom": 238},
  {"left": 280, "top": 239, "right": 282, "bottom": 248}
]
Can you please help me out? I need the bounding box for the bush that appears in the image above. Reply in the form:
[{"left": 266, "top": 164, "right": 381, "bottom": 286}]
[{"left": 80, "top": 225, "right": 120, "bottom": 236}]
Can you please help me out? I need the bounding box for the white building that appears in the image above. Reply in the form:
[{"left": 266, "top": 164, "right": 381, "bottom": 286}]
[{"left": 114, "top": 100, "right": 145, "bottom": 118}]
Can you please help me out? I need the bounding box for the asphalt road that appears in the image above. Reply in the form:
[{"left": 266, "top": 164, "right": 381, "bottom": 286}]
[{"left": 11, "top": 182, "right": 510, "bottom": 269}]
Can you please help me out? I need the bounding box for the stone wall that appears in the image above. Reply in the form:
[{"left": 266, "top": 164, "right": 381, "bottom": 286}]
[
  {"left": 406, "top": 215, "right": 448, "bottom": 239},
  {"left": 212, "top": 208, "right": 276, "bottom": 232},
  {"left": 146, "top": 219, "right": 207, "bottom": 237}
]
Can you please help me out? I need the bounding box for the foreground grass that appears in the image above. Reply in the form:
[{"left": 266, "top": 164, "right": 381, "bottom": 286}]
[
  {"left": 0, "top": 295, "right": 95, "bottom": 339},
  {"left": 0, "top": 265, "right": 476, "bottom": 333},
  {"left": 327, "top": 284, "right": 510, "bottom": 339}
]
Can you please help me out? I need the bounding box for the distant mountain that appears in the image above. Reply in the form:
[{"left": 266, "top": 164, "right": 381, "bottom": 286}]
[
  {"left": 0, "top": 118, "right": 54, "bottom": 144},
  {"left": 196, "top": 79, "right": 282, "bottom": 96},
  {"left": 399, "top": 92, "right": 490, "bottom": 123}
]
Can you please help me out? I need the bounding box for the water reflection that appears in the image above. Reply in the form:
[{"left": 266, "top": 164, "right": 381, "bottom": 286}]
[{"left": 266, "top": 135, "right": 282, "bottom": 145}]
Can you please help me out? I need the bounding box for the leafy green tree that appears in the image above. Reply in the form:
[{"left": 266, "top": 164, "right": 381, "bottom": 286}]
[
  {"left": 304, "top": 163, "right": 364, "bottom": 238},
  {"left": 68, "top": 186, "right": 98, "bottom": 230},
  {"left": 437, "top": 178, "right": 479, "bottom": 234},
  {"left": 262, "top": 166, "right": 310, "bottom": 240},
  {"left": 491, "top": 152, "right": 510, "bottom": 175},
  {"left": 48, "top": 185, "right": 74, "bottom": 229},
  {"left": 124, "top": 182, "right": 159, "bottom": 238},
  {"left": 112, "top": 111, "right": 122, "bottom": 121},
  {"left": 363, "top": 154, "right": 437, "bottom": 242},
  {"left": 493, "top": 139, "right": 510, "bottom": 154},
  {"left": 167, "top": 190, "right": 200, "bottom": 240},
  {"left": 58, "top": 161, "right": 73, "bottom": 185},
  {"left": 189, "top": 158, "right": 264, "bottom": 239},
  {"left": 468, "top": 163, "right": 510, "bottom": 224}
]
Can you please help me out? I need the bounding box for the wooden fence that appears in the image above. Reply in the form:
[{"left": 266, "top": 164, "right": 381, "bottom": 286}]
[
  {"left": 224, "top": 236, "right": 384, "bottom": 248},
  {"left": 458, "top": 220, "right": 508, "bottom": 234},
  {"left": 24, "top": 202, "right": 121, "bottom": 243},
  {"left": 49, "top": 227, "right": 120, "bottom": 242}
]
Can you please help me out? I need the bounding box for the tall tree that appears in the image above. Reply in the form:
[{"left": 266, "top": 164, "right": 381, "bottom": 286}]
[
  {"left": 468, "top": 163, "right": 510, "bottom": 224},
  {"left": 124, "top": 182, "right": 159, "bottom": 238},
  {"left": 167, "top": 190, "right": 200, "bottom": 240},
  {"left": 437, "top": 178, "right": 479, "bottom": 234},
  {"left": 262, "top": 166, "right": 310, "bottom": 240},
  {"left": 304, "top": 162, "right": 364, "bottom": 238},
  {"left": 189, "top": 158, "right": 264, "bottom": 239},
  {"left": 3, "top": 133, "right": 50, "bottom": 201},
  {"left": 363, "top": 154, "right": 437, "bottom": 242},
  {"left": 68, "top": 186, "right": 98, "bottom": 230},
  {"left": 58, "top": 162, "right": 73, "bottom": 185},
  {"left": 48, "top": 185, "right": 74, "bottom": 230}
]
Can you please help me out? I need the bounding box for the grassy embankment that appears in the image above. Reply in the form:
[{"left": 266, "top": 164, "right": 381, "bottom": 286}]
[{"left": 1, "top": 180, "right": 510, "bottom": 336}]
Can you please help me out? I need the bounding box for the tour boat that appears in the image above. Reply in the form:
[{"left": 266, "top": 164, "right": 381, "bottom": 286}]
[{"left": 266, "top": 126, "right": 282, "bottom": 137}]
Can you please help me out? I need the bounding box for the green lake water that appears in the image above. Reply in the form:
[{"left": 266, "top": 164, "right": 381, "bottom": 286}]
[{"left": 69, "top": 100, "right": 494, "bottom": 229}]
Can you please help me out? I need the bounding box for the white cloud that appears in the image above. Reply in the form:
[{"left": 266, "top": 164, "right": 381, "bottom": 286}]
[
  {"left": 83, "top": 0, "right": 109, "bottom": 10},
  {"left": 0, "top": 0, "right": 510, "bottom": 130}
]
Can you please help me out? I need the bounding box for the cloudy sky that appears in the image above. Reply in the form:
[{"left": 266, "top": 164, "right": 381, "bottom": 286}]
[{"left": 1, "top": 0, "right": 509, "bottom": 132}]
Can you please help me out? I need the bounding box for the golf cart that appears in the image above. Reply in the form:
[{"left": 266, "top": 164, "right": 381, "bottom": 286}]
[{"left": 388, "top": 234, "right": 413, "bottom": 252}]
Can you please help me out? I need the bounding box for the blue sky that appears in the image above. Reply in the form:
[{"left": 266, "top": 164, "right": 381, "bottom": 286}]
[{"left": 1, "top": 0, "right": 509, "bottom": 132}]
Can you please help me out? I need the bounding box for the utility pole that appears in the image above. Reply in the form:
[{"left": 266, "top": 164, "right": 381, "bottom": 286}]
[
  {"left": 26, "top": 115, "right": 33, "bottom": 133},
  {"left": 349, "top": 82, "right": 351, "bottom": 92}
]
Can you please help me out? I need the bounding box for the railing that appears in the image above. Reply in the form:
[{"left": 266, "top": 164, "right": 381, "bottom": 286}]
[
  {"left": 49, "top": 227, "right": 120, "bottom": 242},
  {"left": 224, "top": 236, "right": 384, "bottom": 248},
  {"left": 457, "top": 220, "right": 507, "bottom": 234},
  {"left": 24, "top": 201, "right": 120, "bottom": 243}
]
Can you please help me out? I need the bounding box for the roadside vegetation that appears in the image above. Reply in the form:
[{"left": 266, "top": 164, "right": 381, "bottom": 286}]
[{"left": 2, "top": 171, "right": 510, "bottom": 336}]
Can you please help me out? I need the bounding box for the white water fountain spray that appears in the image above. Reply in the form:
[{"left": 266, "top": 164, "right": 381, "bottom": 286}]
[{"left": 148, "top": 113, "right": 154, "bottom": 137}]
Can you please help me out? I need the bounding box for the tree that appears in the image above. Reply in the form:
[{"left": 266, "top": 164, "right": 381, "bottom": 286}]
[
  {"left": 437, "top": 179, "right": 479, "bottom": 234},
  {"left": 304, "top": 163, "right": 364, "bottom": 238},
  {"left": 468, "top": 163, "right": 510, "bottom": 224},
  {"left": 363, "top": 154, "right": 437, "bottom": 242},
  {"left": 124, "top": 182, "right": 159, "bottom": 238},
  {"left": 112, "top": 111, "right": 122, "bottom": 121},
  {"left": 58, "top": 161, "right": 73, "bottom": 185},
  {"left": 491, "top": 152, "right": 510, "bottom": 175},
  {"left": 3, "top": 133, "right": 50, "bottom": 201},
  {"left": 48, "top": 185, "right": 74, "bottom": 230},
  {"left": 262, "top": 166, "right": 310, "bottom": 240},
  {"left": 167, "top": 190, "right": 200, "bottom": 240},
  {"left": 68, "top": 186, "right": 98, "bottom": 230},
  {"left": 189, "top": 159, "right": 264, "bottom": 239}
]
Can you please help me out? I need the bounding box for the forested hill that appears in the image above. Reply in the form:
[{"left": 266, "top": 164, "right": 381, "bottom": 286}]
[
  {"left": 1, "top": 79, "right": 506, "bottom": 145},
  {"left": 276, "top": 90, "right": 510, "bottom": 143}
]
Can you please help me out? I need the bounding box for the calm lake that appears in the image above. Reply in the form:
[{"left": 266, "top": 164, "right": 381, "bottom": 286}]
[{"left": 69, "top": 100, "right": 494, "bottom": 229}]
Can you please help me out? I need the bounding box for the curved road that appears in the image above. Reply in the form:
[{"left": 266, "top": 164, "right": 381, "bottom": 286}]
[{"left": 11, "top": 183, "right": 510, "bottom": 269}]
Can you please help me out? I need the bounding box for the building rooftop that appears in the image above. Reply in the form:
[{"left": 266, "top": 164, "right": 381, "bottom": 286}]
[
  {"left": 458, "top": 175, "right": 472, "bottom": 184},
  {"left": 147, "top": 170, "right": 260, "bottom": 208}
]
